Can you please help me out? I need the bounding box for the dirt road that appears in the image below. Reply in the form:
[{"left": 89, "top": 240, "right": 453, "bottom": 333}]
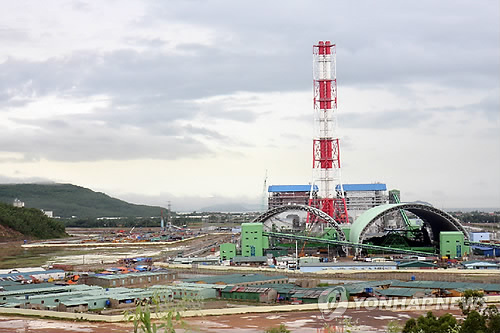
[{"left": 0, "top": 308, "right": 467, "bottom": 333}]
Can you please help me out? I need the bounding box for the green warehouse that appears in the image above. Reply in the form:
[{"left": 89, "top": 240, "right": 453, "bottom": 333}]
[
  {"left": 220, "top": 243, "right": 237, "bottom": 261},
  {"left": 440, "top": 231, "right": 469, "bottom": 259},
  {"left": 241, "top": 223, "right": 269, "bottom": 257}
]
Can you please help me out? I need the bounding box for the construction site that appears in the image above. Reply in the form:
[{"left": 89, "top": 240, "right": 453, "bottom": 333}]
[{"left": 215, "top": 40, "right": 499, "bottom": 264}]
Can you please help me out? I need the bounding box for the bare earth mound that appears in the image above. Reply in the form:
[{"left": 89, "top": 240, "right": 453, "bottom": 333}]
[{"left": 0, "top": 224, "right": 24, "bottom": 241}]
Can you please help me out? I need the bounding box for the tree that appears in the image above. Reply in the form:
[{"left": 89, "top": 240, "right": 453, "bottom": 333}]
[
  {"left": 461, "top": 310, "right": 487, "bottom": 333},
  {"left": 0, "top": 203, "right": 67, "bottom": 239},
  {"left": 125, "top": 294, "right": 184, "bottom": 333},
  {"left": 486, "top": 312, "right": 500, "bottom": 333},
  {"left": 402, "top": 312, "right": 458, "bottom": 333},
  {"left": 482, "top": 305, "right": 500, "bottom": 333},
  {"left": 402, "top": 300, "right": 500, "bottom": 333},
  {"left": 387, "top": 320, "right": 402, "bottom": 333},
  {"left": 402, "top": 318, "right": 416, "bottom": 333},
  {"left": 458, "top": 290, "right": 485, "bottom": 316}
]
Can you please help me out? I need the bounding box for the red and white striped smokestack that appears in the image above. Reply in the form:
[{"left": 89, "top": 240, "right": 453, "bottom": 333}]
[{"left": 310, "top": 40, "right": 348, "bottom": 224}]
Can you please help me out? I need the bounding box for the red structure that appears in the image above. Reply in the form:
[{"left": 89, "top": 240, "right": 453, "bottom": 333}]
[{"left": 309, "top": 41, "right": 349, "bottom": 224}]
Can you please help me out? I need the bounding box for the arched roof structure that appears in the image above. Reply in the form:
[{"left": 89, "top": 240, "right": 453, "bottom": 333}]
[
  {"left": 350, "top": 203, "right": 467, "bottom": 244},
  {"left": 253, "top": 204, "right": 346, "bottom": 242}
]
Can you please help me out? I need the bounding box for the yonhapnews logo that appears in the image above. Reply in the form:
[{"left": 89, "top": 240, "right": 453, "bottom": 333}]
[
  {"left": 317, "top": 289, "right": 483, "bottom": 321},
  {"left": 318, "top": 286, "right": 349, "bottom": 321}
]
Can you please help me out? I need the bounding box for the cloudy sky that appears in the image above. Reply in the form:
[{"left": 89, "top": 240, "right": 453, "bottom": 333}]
[{"left": 0, "top": 1, "right": 498, "bottom": 211}]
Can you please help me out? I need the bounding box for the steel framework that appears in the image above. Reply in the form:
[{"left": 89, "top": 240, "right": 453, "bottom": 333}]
[
  {"left": 355, "top": 203, "right": 469, "bottom": 245},
  {"left": 310, "top": 41, "right": 348, "bottom": 223},
  {"left": 253, "top": 204, "right": 346, "bottom": 242},
  {"left": 263, "top": 231, "right": 437, "bottom": 256}
]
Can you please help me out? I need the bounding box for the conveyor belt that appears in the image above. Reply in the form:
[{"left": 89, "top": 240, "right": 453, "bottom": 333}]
[{"left": 263, "top": 231, "right": 436, "bottom": 256}]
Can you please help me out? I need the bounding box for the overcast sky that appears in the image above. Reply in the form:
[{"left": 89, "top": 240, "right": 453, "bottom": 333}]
[{"left": 0, "top": 1, "right": 498, "bottom": 211}]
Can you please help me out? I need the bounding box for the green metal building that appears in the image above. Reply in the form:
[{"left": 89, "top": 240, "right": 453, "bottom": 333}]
[
  {"left": 151, "top": 283, "right": 217, "bottom": 300},
  {"left": 220, "top": 283, "right": 335, "bottom": 304},
  {"left": 440, "top": 231, "right": 469, "bottom": 258},
  {"left": 241, "top": 223, "right": 269, "bottom": 257},
  {"left": 220, "top": 243, "right": 237, "bottom": 261}
]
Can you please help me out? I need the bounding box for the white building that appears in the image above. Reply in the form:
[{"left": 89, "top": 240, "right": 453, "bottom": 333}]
[
  {"left": 42, "top": 210, "right": 54, "bottom": 218},
  {"left": 13, "top": 198, "right": 24, "bottom": 208},
  {"left": 470, "top": 232, "right": 490, "bottom": 242}
]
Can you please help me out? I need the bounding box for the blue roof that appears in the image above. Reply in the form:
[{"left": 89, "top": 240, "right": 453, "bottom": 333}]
[
  {"left": 471, "top": 245, "right": 495, "bottom": 251},
  {"left": 268, "top": 185, "right": 318, "bottom": 193},
  {"left": 336, "top": 183, "right": 387, "bottom": 192}
]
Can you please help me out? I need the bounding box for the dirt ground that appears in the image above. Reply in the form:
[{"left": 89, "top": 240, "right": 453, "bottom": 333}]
[{"left": 0, "top": 307, "right": 468, "bottom": 333}]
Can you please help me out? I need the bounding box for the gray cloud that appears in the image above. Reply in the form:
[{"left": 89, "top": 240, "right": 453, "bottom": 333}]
[
  {"left": 0, "top": 175, "right": 54, "bottom": 183},
  {"left": 70, "top": 0, "right": 91, "bottom": 12},
  {"left": 339, "top": 94, "right": 500, "bottom": 130},
  {"left": 0, "top": 115, "right": 216, "bottom": 162},
  {"left": 143, "top": 0, "right": 499, "bottom": 89},
  {"left": 340, "top": 109, "right": 426, "bottom": 129},
  {"left": 181, "top": 124, "right": 226, "bottom": 140},
  {"left": 0, "top": 26, "right": 31, "bottom": 43},
  {"left": 0, "top": 0, "right": 498, "bottom": 167}
]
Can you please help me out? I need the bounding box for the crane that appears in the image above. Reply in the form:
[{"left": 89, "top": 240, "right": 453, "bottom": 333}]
[{"left": 261, "top": 169, "right": 268, "bottom": 212}]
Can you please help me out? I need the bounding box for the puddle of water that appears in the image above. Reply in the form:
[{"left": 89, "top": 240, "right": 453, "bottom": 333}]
[
  {"left": 283, "top": 319, "right": 316, "bottom": 328},
  {"left": 373, "top": 315, "right": 399, "bottom": 320},
  {"left": 0, "top": 319, "right": 94, "bottom": 332},
  {"left": 193, "top": 321, "right": 231, "bottom": 328},
  {"left": 24, "top": 321, "right": 94, "bottom": 332},
  {"left": 265, "top": 315, "right": 284, "bottom": 320}
]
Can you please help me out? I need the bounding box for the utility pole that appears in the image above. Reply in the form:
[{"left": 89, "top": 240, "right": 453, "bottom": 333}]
[{"left": 295, "top": 240, "right": 298, "bottom": 270}]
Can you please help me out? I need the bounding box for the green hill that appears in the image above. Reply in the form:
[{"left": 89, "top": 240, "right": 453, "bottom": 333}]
[
  {"left": 0, "top": 202, "right": 67, "bottom": 239},
  {"left": 0, "top": 183, "right": 167, "bottom": 219}
]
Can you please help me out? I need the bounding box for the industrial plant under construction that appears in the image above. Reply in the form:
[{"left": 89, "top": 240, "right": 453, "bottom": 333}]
[{"left": 0, "top": 41, "right": 498, "bottom": 333}]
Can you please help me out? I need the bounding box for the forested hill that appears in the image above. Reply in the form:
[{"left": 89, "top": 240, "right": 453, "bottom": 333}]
[
  {"left": 0, "top": 202, "right": 66, "bottom": 239},
  {"left": 0, "top": 184, "right": 166, "bottom": 219}
]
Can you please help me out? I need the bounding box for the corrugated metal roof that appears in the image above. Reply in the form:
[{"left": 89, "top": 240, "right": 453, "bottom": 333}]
[
  {"left": 300, "top": 262, "right": 397, "bottom": 267},
  {"left": 336, "top": 183, "right": 387, "bottom": 192},
  {"left": 375, "top": 288, "right": 419, "bottom": 297},
  {"left": 462, "top": 261, "right": 499, "bottom": 267},
  {"left": 0, "top": 269, "right": 65, "bottom": 280},
  {"left": 92, "top": 271, "right": 170, "bottom": 280},
  {"left": 471, "top": 246, "right": 496, "bottom": 250},
  {"left": 15, "top": 286, "right": 103, "bottom": 300},
  {"left": 0, "top": 282, "right": 57, "bottom": 292},
  {"left": 184, "top": 274, "right": 287, "bottom": 285},
  {"left": 232, "top": 256, "right": 267, "bottom": 263},
  {"left": 398, "top": 261, "right": 438, "bottom": 268},
  {"left": 342, "top": 280, "right": 500, "bottom": 293},
  {"left": 381, "top": 280, "right": 500, "bottom": 292},
  {"left": 61, "top": 300, "right": 89, "bottom": 306},
  {"left": 167, "top": 283, "right": 225, "bottom": 290},
  {"left": 221, "top": 283, "right": 329, "bottom": 299},
  {"left": 268, "top": 185, "right": 318, "bottom": 193},
  {"left": 0, "top": 285, "right": 80, "bottom": 296}
]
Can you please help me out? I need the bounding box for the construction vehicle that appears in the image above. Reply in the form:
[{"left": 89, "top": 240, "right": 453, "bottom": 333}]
[{"left": 65, "top": 274, "right": 79, "bottom": 285}]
